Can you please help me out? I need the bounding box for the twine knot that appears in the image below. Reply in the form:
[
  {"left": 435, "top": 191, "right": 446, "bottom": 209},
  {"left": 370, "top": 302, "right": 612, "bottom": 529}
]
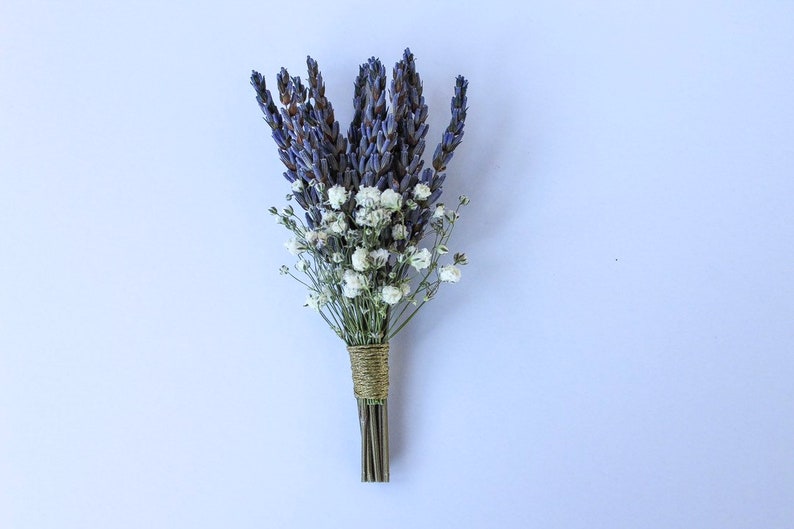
[{"left": 347, "top": 343, "right": 390, "bottom": 400}]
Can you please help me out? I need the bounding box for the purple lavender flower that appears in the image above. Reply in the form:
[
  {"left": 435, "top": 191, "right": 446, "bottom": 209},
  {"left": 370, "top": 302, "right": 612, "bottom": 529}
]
[{"left": 251, "top": 48, "right": 467, "bottom": 241}]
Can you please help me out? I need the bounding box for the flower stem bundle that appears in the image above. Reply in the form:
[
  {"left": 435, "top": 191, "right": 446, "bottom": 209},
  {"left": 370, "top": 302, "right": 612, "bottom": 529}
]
[{"left": 251, "top": 49, "right": 469, "bottom": 482}]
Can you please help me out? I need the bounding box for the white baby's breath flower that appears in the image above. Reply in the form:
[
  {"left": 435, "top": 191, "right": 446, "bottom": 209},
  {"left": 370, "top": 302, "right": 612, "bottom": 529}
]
[
  {"left": 351, "top": 247, "right": 370, "bottom": 272},
  {"left": 369, "top": 248, "right": 389, "bottom": 268},
  {"left": 307, "top": 291, "right": 329, "bottom": 311},
  {"left": 436, "top": 244, "right": 449, "bottom": 255},
  {"left": 296, "top": 260, "right": 309, "bottom": 272},
  {"left": 392, "top": 224, "right": 408, "bottom": 240},
  {"left": 400, "top": 281, "right": 411, "bottom": 297},
  {"left": 409, "top": 248, "right": 432, "bottom": 271},
  {"left": 284, "top": 239, "right": 304, "bottom": 255},
  {"left": 291, "top": 179, "right": 304, "bottom": 192},
  {"left": 380, "top": 285, "right": 402, "bottom": 305},
  {"left": 305, "top": 294, "right": 320, "bottom": 311},
  {"left": 439, "top": 264, "right": 461, "bottom": 283},
  {"left": 433, "top": 204, "right": 445, "bottom": 218},
  {"left": 413, "top": 183, "right": 431, "bottom": 201},
  {"left": 358, "top": 207, "right": 389, "bottom": 227},
  {"left": 380, "top": 189, "right": 402, "bottom": 211},
  {"left": 355, "top": 186, "right": 381, "bottom": 208},
  {"left": 331, "top": 252, "right": 344, "bottom": 264},
  {"left": 342, "top": 269, "right": 367, "bottom": 298},
  {"left": 329, "top": 216, "right": 348, "bottom": 234},
  {"left": 327, "top": 185, "right": 349, "bottom": 210},
  {"left": 306, "top": 230, "right": 328, "bottom": 247}
]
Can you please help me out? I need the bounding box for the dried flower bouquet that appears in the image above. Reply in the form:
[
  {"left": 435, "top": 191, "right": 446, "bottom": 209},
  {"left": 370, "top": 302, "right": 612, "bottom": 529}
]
[{"left": 250, "top": 49, "right": 468, "bottom": 482}]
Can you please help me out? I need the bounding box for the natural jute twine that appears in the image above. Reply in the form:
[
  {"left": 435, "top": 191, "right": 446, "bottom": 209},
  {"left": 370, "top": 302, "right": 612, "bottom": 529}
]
[{"left": 347, "top": 343, "right": 390, "bottom": 400}]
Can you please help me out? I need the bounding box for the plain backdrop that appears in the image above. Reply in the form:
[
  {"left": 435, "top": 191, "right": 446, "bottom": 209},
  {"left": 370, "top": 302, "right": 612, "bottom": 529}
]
[{"left": 2, "top": 1, "right": 793, "bottom": 528}]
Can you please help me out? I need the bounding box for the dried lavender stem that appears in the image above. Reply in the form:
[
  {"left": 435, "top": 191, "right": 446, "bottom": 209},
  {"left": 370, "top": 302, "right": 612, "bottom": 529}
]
[{"left": 357, "top": 398, "right": 389, "bottom": 482}]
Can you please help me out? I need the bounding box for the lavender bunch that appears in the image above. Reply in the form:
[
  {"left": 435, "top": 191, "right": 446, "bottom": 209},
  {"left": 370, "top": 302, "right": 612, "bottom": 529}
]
[{"left": 251, "top": 49, "right": 469, "bottom": 482}]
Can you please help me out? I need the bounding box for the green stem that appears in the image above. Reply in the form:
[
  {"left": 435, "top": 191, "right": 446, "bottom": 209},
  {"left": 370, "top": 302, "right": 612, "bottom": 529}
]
[{"left": 357, "top": 398, "right": 389, "bottom": 482}]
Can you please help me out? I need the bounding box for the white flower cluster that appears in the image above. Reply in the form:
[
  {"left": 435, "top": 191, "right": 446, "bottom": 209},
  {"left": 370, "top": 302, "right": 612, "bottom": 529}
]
[
  {"left": 351, "top": 247, "right": 391, "bottom": 272},
  {"left": 380, "top": 286, "right": 402, "bottom": 305},
  {"left": 274, "top": 184, "right": 469, "bottom": 339},
  {"left": 284, "top": 239, "right": 304, "bottom": 255},
  {"left": 408, "top": 247, "right": 431, "bottom": 271},
  {"left": 321, "top": 209, "right": 348, "bottom": 234},
  {"left": 305, "top": 290, "right": 329, "bottom": 311},
  {"left": 351, "top": 186, "right": 403, "bottom": 229},
  {"left": 327, "top": 185, "right": 349, "bottom": 210},
  {"left": 413, "top": 183, "right": 431, "bottom": 201},
  {"left": 439, "top": 264, "right": 461, "bottom": 283},
  {"left": 342, "top": 269, "right": 367, "bottom": 298}
]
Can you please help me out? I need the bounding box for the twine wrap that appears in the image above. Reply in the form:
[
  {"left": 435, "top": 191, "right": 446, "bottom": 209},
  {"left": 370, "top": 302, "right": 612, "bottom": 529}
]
[{"left": 347, "top": 343, "right": 390, "bottom": 400}]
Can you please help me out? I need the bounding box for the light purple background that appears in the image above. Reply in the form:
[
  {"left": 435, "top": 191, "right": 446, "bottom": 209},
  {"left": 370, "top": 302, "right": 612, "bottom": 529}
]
[{"left": 2, "top": 2, "right": 793, "bottom": 527}]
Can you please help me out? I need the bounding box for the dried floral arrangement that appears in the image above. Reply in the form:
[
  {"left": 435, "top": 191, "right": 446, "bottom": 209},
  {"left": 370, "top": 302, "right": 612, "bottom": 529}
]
[{"left": 250, "top": 48, "right": 468, "bottom": 482}]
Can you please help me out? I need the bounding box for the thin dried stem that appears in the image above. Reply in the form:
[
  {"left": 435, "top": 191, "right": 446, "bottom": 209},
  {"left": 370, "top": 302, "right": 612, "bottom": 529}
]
[{"left": 357, "top": 398, "right": 389, "bottom": 482}]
